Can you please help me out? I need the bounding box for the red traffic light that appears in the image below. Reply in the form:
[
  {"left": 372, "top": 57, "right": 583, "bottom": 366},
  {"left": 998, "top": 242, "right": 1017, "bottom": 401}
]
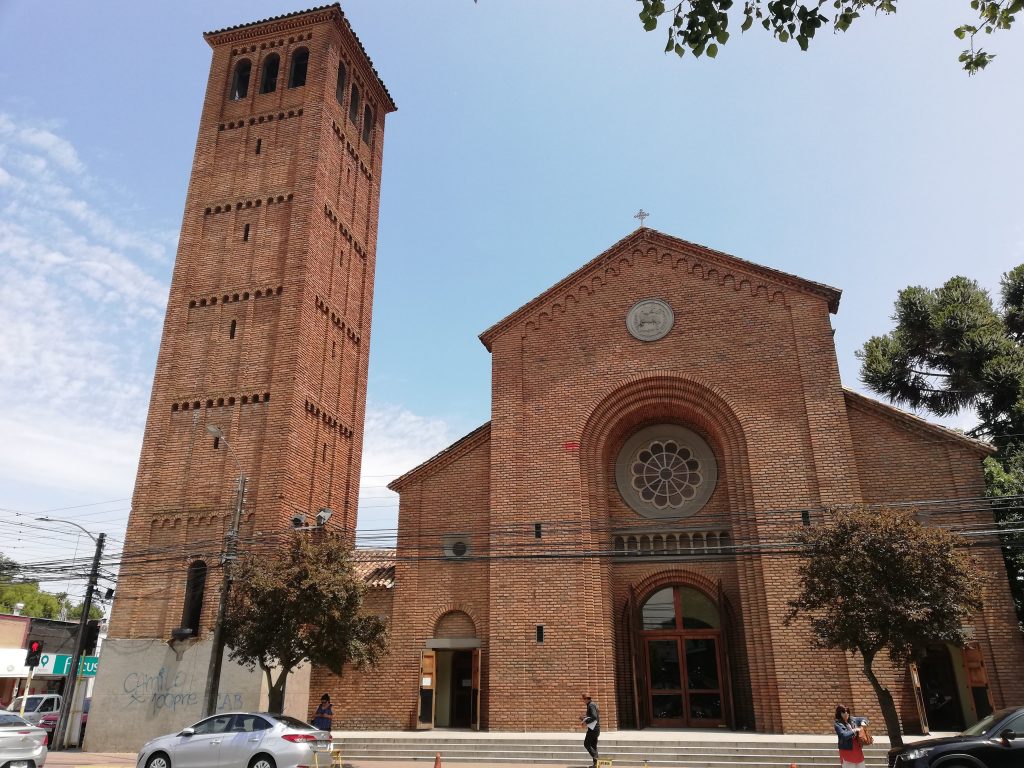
[{"left": 25, "top": 640, "right": 43, "bottom": 668}]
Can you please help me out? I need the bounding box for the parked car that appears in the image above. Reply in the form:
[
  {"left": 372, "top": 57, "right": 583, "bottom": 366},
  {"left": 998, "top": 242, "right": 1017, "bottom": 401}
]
[
  {"left": 0, "top": 710, "right": 48, "bottom": 767},
  {"left": 888, "top": 706, "right": 1024, "bottom": 767},
  {"left": 3, "top": 696, "right": 61, "bottom": 727},
  {"left": 137, "top": 712, "right": 333, "bottom": 768},
  {"left": 38, "top": 698, "right": 88, "bottom": 747}
]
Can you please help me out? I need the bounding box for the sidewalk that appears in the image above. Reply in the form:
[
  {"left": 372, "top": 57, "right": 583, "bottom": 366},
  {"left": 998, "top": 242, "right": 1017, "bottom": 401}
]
[{"left": 46, "top": 755, "right": 610, "bottom": 768}]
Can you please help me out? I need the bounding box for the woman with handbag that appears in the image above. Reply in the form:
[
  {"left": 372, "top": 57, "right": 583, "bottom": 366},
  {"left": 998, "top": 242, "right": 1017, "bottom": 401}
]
[{"left": 834, "top": 704, "right": 870, "bottom": 768}]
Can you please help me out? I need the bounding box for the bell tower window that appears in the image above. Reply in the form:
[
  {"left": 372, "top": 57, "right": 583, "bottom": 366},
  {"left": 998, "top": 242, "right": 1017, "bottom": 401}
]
[{"left": 260, "top": 54, "right": 280, "bottom": 94}]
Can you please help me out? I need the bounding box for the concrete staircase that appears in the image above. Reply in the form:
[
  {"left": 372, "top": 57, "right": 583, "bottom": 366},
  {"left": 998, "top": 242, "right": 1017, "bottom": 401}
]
[{"left": 332, "top": 733, "right": 890, "bottom": 767}]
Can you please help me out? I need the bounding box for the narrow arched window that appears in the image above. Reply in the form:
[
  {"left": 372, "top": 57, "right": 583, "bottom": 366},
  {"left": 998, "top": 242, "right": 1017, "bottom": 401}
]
[
  {"left": 349, "top": 84, "right": 361, "bottom": 124},
  {"left": 181, "top": 561, "right": 208, "bottom": 636},
  {"left": 335, "top": 62, "right": 347, "bottom": 107},
  {"left": 288, "top": 47, "right": 309, "bottom": 88},
  {"left": 260, "top": 54, "right": 280, "bottom": 94},
  {"left": 230, "top": 59, "right": 252, "bottom": 100},
  {"left": 362, "top": 105, "right": 374, "bottom": 145}
]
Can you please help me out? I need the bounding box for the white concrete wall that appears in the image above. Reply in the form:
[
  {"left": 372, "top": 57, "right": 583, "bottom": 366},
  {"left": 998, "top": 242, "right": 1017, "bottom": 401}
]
[{"left": 85, "top": 638, "right": 310, "bottom": 752}]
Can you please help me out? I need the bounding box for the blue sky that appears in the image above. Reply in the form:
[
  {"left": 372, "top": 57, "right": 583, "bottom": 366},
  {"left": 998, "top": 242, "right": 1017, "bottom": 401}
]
[{"left": 0, "top": 1, "right": 1021, "bottom": 589}]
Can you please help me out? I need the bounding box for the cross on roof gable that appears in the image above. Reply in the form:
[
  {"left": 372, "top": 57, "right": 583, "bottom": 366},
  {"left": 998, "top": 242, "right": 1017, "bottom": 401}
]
[{"left": 478, "top": 228, "right": 842, "bottom": 351}]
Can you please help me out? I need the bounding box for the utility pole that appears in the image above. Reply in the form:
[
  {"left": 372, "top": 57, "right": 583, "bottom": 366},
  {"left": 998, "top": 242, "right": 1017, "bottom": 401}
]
[
  {"left": 203, "top": 472, "right": 246, "bottom": 716},
  {"left": 52, "top": 531, "right": 105, "bottom": 751}
]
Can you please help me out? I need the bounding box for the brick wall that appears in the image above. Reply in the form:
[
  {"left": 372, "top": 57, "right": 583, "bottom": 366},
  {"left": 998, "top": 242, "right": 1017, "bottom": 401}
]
[{"left": 327, "top": 231, "right": 1023, "bottom": 736}]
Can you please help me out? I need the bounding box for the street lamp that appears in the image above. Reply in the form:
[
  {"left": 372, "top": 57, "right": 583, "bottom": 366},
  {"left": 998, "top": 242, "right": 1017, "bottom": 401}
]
[
  {"left": 202, "top": 424, "right": 247, "bottom": 717},
  {"left": 35, "top": 517, "right": 105, "bottom": 751}
]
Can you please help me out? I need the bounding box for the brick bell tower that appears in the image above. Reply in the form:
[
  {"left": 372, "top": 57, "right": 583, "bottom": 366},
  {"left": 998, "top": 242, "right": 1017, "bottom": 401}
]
[{"left": 88, "top": 5, "right": 394, "bottom": 750}]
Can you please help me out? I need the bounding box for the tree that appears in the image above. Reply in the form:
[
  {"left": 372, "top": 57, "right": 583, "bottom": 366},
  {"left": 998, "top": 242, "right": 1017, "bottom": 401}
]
[
  {"left": 0, "top": 555, "right": 17, "bottom": 581},
  {"left": 858, "top": 266, "right": 1024, "bottom": 623},
  {"left": 786, "top": 507, "right": 984, "bottom": 747},
  {"left": 637, "top": 0, "right": 1021, "bottom": 74},
  {"left": 0, "top": 581, "right": 71, "bottom": 619},
  {"left": 222, "top": 533, "right": 389, "bottom": 713}
]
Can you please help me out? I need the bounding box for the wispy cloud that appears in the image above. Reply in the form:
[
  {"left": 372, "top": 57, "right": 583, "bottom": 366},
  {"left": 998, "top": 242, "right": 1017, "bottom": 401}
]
[
  {"left": 357, "top": 403, "right": 460, "bottom": 540},
  {"left": 0, "top": 113, "right": 461, "bottom": 549},
  {"left": 0, "top": 114, "right": 170, "bottom": 506}
]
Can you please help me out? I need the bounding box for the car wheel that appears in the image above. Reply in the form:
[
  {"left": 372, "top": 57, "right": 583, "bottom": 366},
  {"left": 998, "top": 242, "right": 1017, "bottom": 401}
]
[
  {"left": 146, "top": 752, "right": 171, "bottom": 768},
  {"left": 249, "top": 754, "right": 276, "bottom": 768}
]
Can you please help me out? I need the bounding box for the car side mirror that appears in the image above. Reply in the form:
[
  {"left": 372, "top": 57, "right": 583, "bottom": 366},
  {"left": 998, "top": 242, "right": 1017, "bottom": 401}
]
[
  {"left": 999, "top": 728, "right": 1015, "bottom": 742},
  {"left": 180, "top": 727, "right": 195, "bottom": 737}
]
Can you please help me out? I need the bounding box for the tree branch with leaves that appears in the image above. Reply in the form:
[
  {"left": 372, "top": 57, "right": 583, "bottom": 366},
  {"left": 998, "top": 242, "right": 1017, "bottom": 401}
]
[
  {"left": 223, "top": 533, "right": 389, "bottom": 714},
  {"left": 637, "top": 0, "right": 1022, "bottom": 73},
  {"left": 786, "top": 507, "right": 984, "bottom": 747}
]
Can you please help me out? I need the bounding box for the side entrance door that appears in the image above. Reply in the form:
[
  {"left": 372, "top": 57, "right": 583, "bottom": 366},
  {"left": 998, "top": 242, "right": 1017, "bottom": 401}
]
[{"left": 416, "top": 650, "right": 436, "bottom": 729}]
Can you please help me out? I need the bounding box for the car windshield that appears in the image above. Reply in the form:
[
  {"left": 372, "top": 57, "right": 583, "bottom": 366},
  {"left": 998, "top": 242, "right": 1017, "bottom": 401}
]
[
  {"left": 0, "top": 713, "right": 30, "bottom": 727},
  {"left": 270, "top": 714, "right": 316, "bottom": 731},
  {"left": 6, "top": 697, "right": 42, "bottom": 713},
  {"left": 960, "top": 708, "right": 1016, "bottom": 737}
]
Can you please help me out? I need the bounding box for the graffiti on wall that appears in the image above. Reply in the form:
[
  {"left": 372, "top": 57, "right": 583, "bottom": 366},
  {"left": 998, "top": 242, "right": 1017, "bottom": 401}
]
[{"left": 122, "top": 668, "right": 243, "bottom": 714}]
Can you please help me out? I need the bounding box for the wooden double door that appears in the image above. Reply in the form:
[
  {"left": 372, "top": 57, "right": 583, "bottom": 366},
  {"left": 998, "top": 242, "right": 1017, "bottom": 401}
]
[
  {"left": 644, "top": 632, "right": 726, "bottom": 727},
  {"left": 638, "top": 585, "right": 728, "bottom": 728}
]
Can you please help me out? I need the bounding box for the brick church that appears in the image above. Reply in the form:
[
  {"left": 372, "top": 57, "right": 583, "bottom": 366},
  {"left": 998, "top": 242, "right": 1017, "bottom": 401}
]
[
  {"left": 88, "top": 3, "right": 1023, "bottom": 750},
  {"left": 319, "top": 228, "right": 1024, "bottom": 734}
]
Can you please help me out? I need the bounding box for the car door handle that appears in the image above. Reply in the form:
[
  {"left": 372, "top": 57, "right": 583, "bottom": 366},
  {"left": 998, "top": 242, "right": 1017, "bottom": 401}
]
[
  {"left": 211, "top": 740, "right": 221, "bottom": 745},
  {"left": 248, "top": 737, "right": 260, "bottom": 741}
]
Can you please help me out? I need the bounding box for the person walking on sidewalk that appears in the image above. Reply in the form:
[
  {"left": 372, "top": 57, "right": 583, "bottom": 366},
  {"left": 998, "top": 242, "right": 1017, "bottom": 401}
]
[
  {"left": 834, "top": 704, "right": 869, "bottom": 768},
  {"left": 579, "top": 693, "right": 600, "bottom": 767}
]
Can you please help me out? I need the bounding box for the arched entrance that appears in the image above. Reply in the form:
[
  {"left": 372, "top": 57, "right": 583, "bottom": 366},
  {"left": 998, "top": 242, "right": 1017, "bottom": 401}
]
[
  {"left": 639, "top": 585, "right": 727, "bottom": 727},
  {"left": 417, "top": 610, "right": 482, "bottom": 730}
]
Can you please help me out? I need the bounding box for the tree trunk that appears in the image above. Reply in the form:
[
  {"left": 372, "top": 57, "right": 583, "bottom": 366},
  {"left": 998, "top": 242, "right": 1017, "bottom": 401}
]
[
  {"left": 861, "top": 654, "right": 904, "bottom": 748},
  {"left": 267, "top": 668, "right": 289, "bottom": 714}
]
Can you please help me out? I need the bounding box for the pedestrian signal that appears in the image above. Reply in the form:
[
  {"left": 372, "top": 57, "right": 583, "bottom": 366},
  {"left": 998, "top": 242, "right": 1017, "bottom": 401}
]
[{"left": 25, "top": 640, "right": 42, "bottom": 668}]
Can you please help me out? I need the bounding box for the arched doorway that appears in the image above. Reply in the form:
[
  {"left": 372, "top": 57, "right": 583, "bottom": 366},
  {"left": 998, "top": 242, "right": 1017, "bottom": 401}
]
[
  {"left": 417, "top": 610, "right": 481, "bottom": 730},
  {"left": 640, "top": 585, "right": 726, "bottom": 727}
]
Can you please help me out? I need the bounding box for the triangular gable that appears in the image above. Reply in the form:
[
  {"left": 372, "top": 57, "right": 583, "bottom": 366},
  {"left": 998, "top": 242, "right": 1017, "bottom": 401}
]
[
  {"left": 388, "top": 422, "right": 491, "bottom": 491},
  {"left": 844, "top": 389, "right": 994, "bottom": 456},
  {"left": 479, "top": 228, "right": 841, "bottom": 351}
]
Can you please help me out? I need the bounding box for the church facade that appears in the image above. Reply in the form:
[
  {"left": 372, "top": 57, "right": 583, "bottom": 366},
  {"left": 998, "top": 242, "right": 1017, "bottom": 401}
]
[{"left": 317, "top": 229, "right": 1024, "bottom": 734}]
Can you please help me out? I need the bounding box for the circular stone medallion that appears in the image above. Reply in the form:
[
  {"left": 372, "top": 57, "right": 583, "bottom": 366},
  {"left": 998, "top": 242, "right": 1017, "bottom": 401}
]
[{"left": 626, "top": 298, "right": 674, "bottom": 342}]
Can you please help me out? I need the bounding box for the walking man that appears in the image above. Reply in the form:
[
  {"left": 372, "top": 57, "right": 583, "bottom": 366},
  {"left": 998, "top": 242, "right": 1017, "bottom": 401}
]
[{"left": 580, "top": 693, "right": 600, "bottom": 767}]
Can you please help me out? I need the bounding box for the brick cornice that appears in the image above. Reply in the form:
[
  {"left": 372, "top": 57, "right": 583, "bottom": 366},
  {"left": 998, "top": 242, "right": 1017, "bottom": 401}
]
[
  {"left": 204, "top": 4, "right": 397, "bottom": 113},
  {"left": 479, "top": 228, "right": 841, "bottom": 351}
]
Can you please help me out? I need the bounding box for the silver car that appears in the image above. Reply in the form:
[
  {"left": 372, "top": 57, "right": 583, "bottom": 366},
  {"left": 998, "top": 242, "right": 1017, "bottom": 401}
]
[
  {"left": 137, "top": 713, "right": 332, "bottom": 768},
  {"left": 0, "top": 711, "right": 48, "bottom": 768}
]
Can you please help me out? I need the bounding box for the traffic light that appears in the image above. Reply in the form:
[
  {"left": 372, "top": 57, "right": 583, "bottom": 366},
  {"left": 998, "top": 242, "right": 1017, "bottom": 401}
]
[
  {"left": 83, "top": 620, "right": 101, "bottom": 654},
  {"left": 24, "top": 640, "right": 42, "bottom": 668}
]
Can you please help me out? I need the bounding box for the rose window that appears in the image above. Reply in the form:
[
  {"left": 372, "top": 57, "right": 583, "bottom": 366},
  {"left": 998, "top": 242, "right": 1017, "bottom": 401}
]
[
  {"left": 630, "top": 441, "right": 703, "bottom": 509},
  {"left": 615, "top": 425, "right": 718, "bottom": 519}
]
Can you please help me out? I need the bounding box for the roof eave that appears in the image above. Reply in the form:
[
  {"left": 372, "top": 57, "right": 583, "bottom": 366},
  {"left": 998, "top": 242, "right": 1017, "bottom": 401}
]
[{"left": 478, "top": 228, "right": 841, "bottom": 352}]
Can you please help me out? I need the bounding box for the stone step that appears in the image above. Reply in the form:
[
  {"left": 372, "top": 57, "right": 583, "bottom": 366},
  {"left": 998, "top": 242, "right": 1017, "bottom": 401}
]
[{"left": 332, "top": 738, "right": 889, "bottom": 767}]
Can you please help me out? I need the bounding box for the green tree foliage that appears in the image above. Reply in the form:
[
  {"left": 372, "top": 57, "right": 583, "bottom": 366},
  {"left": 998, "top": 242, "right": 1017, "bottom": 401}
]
[
  {"left": 786, "top": 508, "right": 984, "bottom": 747},
  {"left": 223, "top": 533, "right": 389, "bottom": 714},
  {"left": 0, "top": 555, "right": 17, "bottom": 581},
  {"left": 0, "top": 578, "right": 103, "bottom": 621},
  {"left": 0, "top": 581, "right": 71, "bottom": 620},
  {"left": 638, "top": 0, "right": 1021, "bottom": 73},
  {"left": 858, "top": 266, "right": 1024, "bottom": 623}
]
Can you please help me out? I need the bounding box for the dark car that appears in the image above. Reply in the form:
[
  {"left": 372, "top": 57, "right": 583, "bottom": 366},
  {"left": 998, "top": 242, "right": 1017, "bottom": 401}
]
[
  {"left": 888, "top": 706, "right": 1024, "bottom": 767},
  {"left": 38, "top": 699, "right": 88, "bottom": 747}
]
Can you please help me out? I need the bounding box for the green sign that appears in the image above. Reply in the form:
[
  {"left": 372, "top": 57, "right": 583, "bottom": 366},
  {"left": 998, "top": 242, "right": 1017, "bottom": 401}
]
[{"left": 36, "top": 654, "right": 98, "bottom": 677}]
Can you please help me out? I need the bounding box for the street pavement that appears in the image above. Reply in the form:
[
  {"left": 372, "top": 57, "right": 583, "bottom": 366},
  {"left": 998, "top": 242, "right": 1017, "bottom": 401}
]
[{"left": 45, "top": 752, "right": 604, "bottom": 768}]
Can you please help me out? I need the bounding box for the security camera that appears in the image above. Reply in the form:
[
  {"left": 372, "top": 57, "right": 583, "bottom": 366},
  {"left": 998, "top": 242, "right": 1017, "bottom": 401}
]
[
  {"left": 291, "top": 513, "right": 308, "bottom": 528},
  {"left": 316, "top": 508, "right": 333, "bottom": 526}
]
